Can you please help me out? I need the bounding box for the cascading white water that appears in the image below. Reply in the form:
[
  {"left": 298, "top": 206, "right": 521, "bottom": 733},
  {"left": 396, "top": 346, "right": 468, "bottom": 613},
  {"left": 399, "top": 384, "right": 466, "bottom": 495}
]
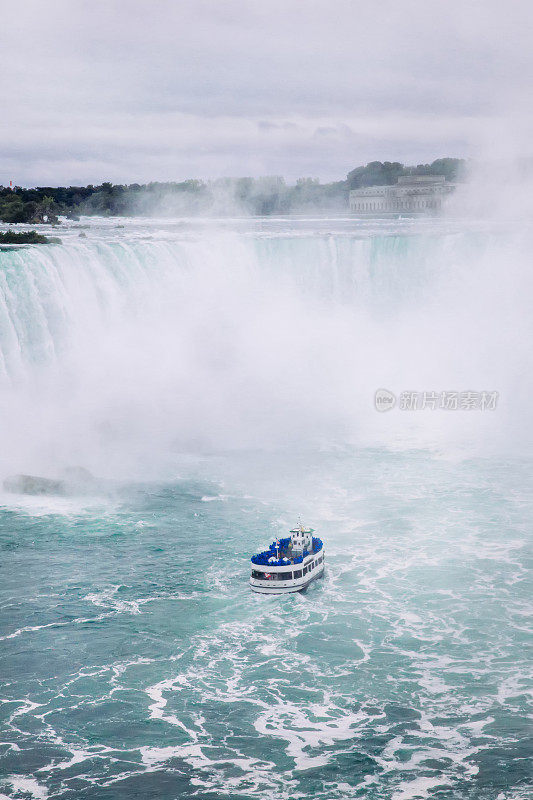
[{"left": 0, "top": 218, "right": 531, "bottom": 478}]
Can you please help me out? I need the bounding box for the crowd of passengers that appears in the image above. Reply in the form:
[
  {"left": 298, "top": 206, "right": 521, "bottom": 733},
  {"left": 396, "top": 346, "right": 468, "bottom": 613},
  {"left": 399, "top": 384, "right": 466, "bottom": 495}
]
[{"left": 251, "top": 536, "right": 323, "bottom": 567}]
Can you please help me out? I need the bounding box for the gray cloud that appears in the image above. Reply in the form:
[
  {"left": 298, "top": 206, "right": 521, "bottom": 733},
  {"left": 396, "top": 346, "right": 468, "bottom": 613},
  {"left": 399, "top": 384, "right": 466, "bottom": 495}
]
[{"left": 1, "top": 0, "right": 532, "bottom": 185}]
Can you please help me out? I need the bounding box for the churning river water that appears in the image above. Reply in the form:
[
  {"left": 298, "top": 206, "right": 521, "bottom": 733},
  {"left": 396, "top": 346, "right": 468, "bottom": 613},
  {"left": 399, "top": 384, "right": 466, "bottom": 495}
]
[{"left": 0, "top": 216, "right": 531, "bottom": 799}]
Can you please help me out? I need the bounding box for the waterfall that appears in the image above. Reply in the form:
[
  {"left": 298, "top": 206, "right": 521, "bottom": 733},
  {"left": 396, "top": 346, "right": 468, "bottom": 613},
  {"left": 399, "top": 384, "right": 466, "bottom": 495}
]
[{"left": 0, "top": 221, "right": 530, "bottom": 476}]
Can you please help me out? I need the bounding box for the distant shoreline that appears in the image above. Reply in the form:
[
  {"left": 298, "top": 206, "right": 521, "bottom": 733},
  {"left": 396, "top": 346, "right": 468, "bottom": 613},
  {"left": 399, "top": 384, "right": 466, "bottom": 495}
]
[{"left": 0, "top": 159, "right": 464, "bottom": 224}]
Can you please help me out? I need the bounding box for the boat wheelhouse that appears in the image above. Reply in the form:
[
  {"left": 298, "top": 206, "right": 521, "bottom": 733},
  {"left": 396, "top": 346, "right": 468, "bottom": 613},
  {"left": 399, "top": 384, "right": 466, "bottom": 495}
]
[{"left": 250, "top": 523, "right": 325, "bottom": 594}]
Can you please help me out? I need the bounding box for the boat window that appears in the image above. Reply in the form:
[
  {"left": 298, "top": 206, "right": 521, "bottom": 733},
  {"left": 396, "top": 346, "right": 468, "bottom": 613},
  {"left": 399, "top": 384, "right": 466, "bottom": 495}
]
[
  {"left": 251, "top": 570, "right": 271, "bottom": 580},
  {"left": 303, "top": 566, "right": 308, "bottom": 575},
  {"left": 277, "top": 571, "right": 293, "bottom": 580},
  {"left": 293, "top": 569, "right": 302, "bottom": 578}
]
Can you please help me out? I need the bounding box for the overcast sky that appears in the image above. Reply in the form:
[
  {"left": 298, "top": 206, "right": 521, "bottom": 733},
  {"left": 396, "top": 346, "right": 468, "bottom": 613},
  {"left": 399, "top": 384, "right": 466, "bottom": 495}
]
[{"left": 1, "top": 0, "right": 532, "bottom": 186}]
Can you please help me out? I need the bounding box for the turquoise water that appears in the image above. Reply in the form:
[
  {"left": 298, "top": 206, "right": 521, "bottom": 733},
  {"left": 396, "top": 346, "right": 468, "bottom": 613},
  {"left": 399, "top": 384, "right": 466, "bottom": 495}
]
[{"left": 0, "top": 217, "right": 531, "bottom": 799}]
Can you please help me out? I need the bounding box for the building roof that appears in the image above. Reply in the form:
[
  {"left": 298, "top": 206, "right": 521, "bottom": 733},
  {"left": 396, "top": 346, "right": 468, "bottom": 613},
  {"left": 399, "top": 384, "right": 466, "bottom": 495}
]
[{"left": 396, "top": 175, "right": 446, "bottom": 185}]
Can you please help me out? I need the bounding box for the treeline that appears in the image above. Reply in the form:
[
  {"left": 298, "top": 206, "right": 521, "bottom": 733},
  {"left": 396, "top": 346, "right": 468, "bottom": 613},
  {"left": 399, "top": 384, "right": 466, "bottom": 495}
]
[
  {"left": 0, "top": 230, "right": 61, "bottom": 245},
  {"left": 0, "top": 158, "right": 465, "bottom": 221},
  {"left": 346, "top": 158, "right": 463, "bottom": 188}
]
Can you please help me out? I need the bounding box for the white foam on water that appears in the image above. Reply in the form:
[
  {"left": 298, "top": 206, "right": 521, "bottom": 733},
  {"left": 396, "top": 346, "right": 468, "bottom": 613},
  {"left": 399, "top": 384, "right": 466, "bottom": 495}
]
[
  {"left": 0, "top": 741, "right": 20, "bottom": 752},
  {"left": 254, "top": 702, "right": 368, "bottom": 771},
  {"left": 0, "top": 491, "right": 116, "bottom": 519},
  {"left": 84, "top": 585, "right": 152, "bottom": 616},
  {"left": 391, "top": 774, "right": 452, "bottom": 800},
  {"left": 38, "top": 746, "right": 96, "bottom": 773},
  {"left": 1, "top": 777, "right": 49, "bottom": 799},
  {"left": 8, "top": 699, "right": 42, "bottom": 721},
  {"left": 145, "top": 674, "right": 201, "bottom": 739},
  {"left": 0, "top": 610, "right": 119, "bottom": 641}
]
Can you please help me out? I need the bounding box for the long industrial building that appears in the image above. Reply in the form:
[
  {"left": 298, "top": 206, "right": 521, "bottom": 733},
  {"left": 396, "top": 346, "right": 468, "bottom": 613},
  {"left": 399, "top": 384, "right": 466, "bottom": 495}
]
[{"left": 349, "top": 175, "right": 455, "bottom": 214}]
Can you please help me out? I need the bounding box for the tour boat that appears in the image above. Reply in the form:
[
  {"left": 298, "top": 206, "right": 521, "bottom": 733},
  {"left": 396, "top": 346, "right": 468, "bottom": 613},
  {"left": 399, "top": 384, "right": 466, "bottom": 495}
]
[{"left": 250, "top": 523, "right": 325, "bottom": 594}]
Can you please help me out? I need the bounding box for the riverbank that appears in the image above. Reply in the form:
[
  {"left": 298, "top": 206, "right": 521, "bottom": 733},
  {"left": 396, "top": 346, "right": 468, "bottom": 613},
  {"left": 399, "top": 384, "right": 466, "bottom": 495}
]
[{"left": 0, "top": 230, "right": 62, "bottom": 245}]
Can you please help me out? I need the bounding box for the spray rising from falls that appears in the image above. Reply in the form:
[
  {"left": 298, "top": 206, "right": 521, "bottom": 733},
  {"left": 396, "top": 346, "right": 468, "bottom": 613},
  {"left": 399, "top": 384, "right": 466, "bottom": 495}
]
[{"left": 0, "top": 219, "right": 531, "bottom": 478}]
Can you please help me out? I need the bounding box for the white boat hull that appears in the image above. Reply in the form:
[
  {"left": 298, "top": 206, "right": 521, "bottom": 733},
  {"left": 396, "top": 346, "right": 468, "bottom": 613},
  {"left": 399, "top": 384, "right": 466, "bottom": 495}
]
[{"left": 250, "top": 559, "right": 325, "bottom": 595}]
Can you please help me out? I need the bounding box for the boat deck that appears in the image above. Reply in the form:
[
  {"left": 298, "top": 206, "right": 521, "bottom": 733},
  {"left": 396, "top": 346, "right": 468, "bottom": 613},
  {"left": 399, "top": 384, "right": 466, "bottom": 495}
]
[{"left": 251, "top": 535, "right": 323, "bottom": 568}]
